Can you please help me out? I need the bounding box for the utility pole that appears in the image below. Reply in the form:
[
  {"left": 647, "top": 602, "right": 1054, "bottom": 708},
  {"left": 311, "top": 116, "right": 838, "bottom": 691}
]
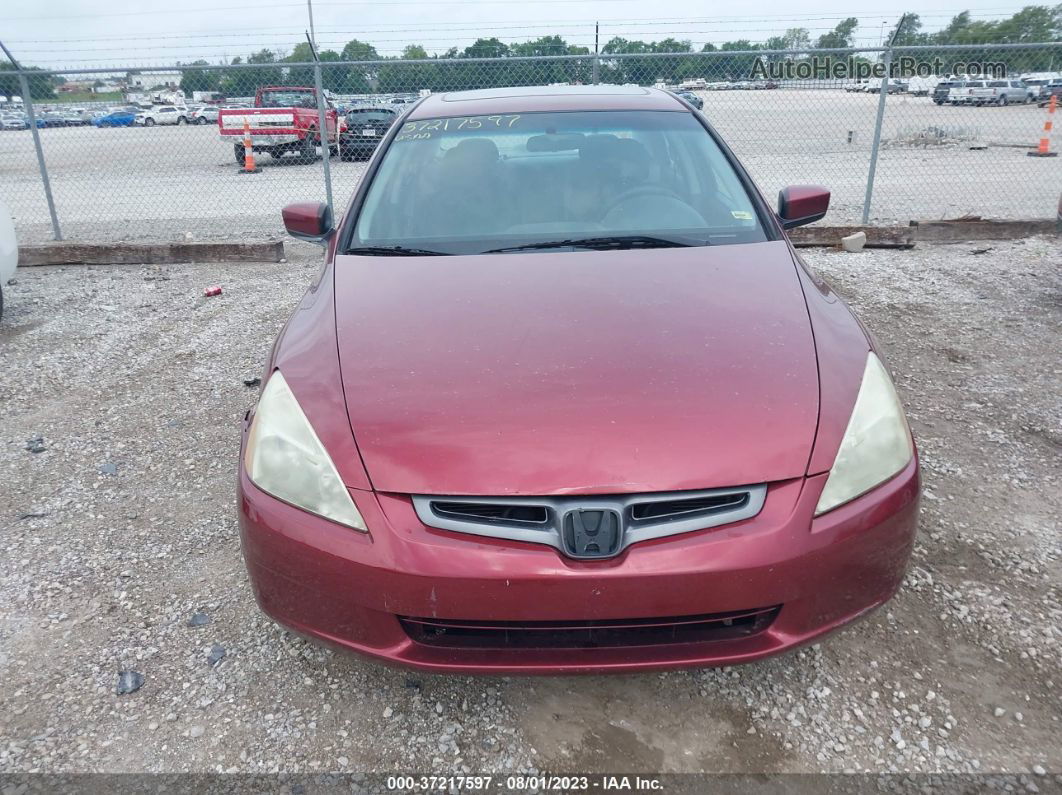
[
  {"left": 307, "top": 0, "right": 317, "bottom": 48},
  {"left": 593, "top": 21, "right": 600, "bottom": 85},
  {"left": 0, "top": 39, "right": 61, "bottom": 240}
]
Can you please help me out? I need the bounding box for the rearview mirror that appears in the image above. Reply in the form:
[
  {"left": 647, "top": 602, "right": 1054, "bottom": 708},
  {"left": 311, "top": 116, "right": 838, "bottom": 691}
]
[
  {"left": 777, "top": 186, "right": 830, "bottom": 229},
  {"left": 282, "top": 202, "right": 333, "bottom": 244}
]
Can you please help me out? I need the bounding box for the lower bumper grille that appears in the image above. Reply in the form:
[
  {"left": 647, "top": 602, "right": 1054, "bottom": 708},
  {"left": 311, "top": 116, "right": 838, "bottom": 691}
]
[{"left": 399, "top": 606, "right": 781, "bottom": 650}]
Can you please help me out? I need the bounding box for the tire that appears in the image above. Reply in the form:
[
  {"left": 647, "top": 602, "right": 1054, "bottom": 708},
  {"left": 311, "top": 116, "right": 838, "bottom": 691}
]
[
  {"left": 297, "top": 133, "right": 316, "bottom": 163},
  {"left": 234, "top": 143, "right": 244, "bottom": 165},
  {"left": 177, "top": 116, "right": 187, "bottom": 125},
  {"left": 197, "top": 116, "right": 208, "bottom": 125},
  {"left": 144, "top": 118, "right": 155, "bottom": 127},
  {"left": 998, "top": 95, "right": 1007, "bottom": 106}
]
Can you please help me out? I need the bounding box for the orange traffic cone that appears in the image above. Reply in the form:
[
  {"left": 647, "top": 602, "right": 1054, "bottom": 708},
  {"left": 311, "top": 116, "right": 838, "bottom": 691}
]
[
  {"left": 239, "top": 118, "right": 261, "bottom": 173},
  {"left": 1028, "top": 94, "right": 1057, "bottom": 158}
]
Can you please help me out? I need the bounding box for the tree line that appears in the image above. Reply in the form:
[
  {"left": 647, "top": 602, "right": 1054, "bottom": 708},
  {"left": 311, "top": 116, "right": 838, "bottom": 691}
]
[
  {"left": 2, "top": 7, "right": 1059, "bottom": 101},
  {"left": 176, "top": 6, "right": 1060, "bottom": 95}
]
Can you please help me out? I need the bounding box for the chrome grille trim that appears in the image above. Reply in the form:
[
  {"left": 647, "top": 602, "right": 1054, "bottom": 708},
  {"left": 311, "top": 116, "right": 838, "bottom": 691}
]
[{"left": 411, "top": 485, "right": 767, "bottom": 558}]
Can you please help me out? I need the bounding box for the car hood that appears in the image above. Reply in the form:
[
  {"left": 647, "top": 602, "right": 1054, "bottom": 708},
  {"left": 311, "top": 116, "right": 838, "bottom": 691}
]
[{"left": 333, "top": 241, "right": 819, "bottom": 496}]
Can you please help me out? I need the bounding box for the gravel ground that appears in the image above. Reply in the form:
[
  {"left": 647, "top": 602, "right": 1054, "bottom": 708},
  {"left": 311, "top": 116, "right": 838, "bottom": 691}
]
[
  {"left": 0, "top": 237, "right": 1059, "bottom": 779},
  {"left": 4, "top": 89, "right": 1060, "bottom": 244}
]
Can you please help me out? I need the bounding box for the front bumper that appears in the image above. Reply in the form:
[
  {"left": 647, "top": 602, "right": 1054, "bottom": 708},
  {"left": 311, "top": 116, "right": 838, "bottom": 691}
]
[{"left": 239, "top": 456, "right": 919, "bottom": 674}]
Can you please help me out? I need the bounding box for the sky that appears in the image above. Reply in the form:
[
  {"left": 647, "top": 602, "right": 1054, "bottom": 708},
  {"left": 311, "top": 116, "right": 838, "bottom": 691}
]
[{"left": 2, "top": 0, "right": 1040, "bottom": 72}]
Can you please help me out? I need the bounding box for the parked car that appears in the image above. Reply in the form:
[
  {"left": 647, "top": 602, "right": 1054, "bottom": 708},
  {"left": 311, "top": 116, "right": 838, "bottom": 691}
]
[
  {"left": 92, "top": 110, "right": 137, "bottom": 127},
  {"left": 135, "top": 105, "right": 191, "bottom": 126},
  {"left": 192, "top": 106, "right": 220, "bottom": 125},
  {"left": 240, "top": 85, "right": 920, "bottom": 674},
  {"left": 949, "top": 80, "right": 987, "bottom": 105},
  {"left": 58, "top": 110, "right": 87, "bottom": 126},
  {"left": 906, "top": 76, "right": 938, "bottom": 96},
  {"left": 0, "top": 197, "right": 17, "bottom": 320},
  {"left": 864, "top": 79, "right": 905, "bottom": 94},
  {"left": 1038, "top": 81, "right": 1062, "bottom": 106},
  {"left": 932, "top": 80, "right": 961, "bottom": 104},
  {"left": 1023, "top": 78, "right": 1053, "bottom": 100},
  {"left": 36, "top": 112, "right": 67, "bottom": 128},
  {"left": 0, "top": 112, "right": 28, "bottom": 130},
  {"left": 340, "top": 106, "right": 399, "bottom": 160},
  {"left": 673, "top": 90, "right": 704, "bottom": 110}
]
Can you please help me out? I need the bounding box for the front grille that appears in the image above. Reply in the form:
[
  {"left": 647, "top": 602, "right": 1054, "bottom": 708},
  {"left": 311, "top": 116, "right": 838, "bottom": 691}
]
[
  {"left": 630, "top": 492, "right": 749, "bottom": 522},
  {"left": 413, "top": 485, "right": 767, "bottom": 559},
  {"left": 432, "top": 501, "right": 550, "bottom": 526},
  {"left": 399, "top": 606, "right": 780, "bottom": 650}
]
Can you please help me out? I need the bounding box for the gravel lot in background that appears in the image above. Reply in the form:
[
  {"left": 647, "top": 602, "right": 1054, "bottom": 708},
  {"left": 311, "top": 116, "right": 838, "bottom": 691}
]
[
  {"left": 0, "top": 238, "right": 1059, "bottom": 779},
  {"left": 5, "top": 89, "right": 1060, "bottom": 244}
]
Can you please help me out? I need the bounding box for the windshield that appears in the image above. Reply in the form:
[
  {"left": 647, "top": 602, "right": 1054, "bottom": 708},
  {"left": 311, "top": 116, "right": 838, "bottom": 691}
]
[
  {"left": 260, "top": 89, "right": 316, "bottom": 108},
  {"left": 350, "top": 110, "right": 767, "bottom": 255},
  {"left": 348, "top": 109, "right": 395, "bottom": 122}
]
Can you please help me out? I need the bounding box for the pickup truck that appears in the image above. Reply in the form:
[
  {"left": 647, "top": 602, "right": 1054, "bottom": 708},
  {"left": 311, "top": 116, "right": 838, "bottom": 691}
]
[
  {"left": 948, "top": 80, "right": 983, "bottom": 105},
  {"left": 217, "top": 86, "right": 341, "bottom": 164},
  {"left": 970, "top": 79, "right": 1031, "bottom": 106}
]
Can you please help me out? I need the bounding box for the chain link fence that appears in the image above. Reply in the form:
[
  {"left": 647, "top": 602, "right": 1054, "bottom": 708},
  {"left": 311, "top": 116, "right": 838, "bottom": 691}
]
[{"left": 2, "top": 43, "right": 1060, "bottom": 243}]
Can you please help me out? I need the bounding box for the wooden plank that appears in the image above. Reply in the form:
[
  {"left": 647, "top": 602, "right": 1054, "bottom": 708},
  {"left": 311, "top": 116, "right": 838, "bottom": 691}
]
[
  {"left": 18, "top": 241, "right": 285, "bottom": 266},
  {"left": 788, "top": 226, "right": 915, "bottom": 248},
  {"left": 911, "top": 219, "right": 1055, "bottom": 242},
  {"left": 789, "top": 219, "right": 1057, "bottom": 248}
]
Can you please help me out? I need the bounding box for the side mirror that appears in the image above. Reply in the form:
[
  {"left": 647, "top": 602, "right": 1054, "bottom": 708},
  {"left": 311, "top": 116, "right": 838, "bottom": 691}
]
[
  {"left": 282, "top": 202, "right": 333, "bottom": 245},
  {"left": 777, "top": 186, "right": 830, "bottom": 230}
]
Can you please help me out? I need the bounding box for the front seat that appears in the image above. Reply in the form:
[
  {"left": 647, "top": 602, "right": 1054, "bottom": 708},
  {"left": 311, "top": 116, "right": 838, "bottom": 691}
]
[{"left": 422, "top": 138, "right": 508, "bottom": 236}]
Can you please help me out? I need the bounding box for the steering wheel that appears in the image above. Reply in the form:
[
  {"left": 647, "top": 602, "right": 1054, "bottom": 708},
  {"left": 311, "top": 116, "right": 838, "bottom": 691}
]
[{"left": 605, "top": 184, "right": 684, "bottom": 215}]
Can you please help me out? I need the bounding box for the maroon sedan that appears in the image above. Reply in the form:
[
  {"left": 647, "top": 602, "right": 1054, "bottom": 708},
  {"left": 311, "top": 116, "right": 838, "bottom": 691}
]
[{"left": 239, "top": 85, "right": 919, "bottom": 674}]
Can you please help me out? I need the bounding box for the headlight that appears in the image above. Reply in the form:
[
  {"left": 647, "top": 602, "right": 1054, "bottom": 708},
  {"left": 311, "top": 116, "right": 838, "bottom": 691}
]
[
  {"left": 815, "top": 353, "right": 914, "bottom": 516},
  {"left": 243, "top": 370, "right": 367, "bottom": 531}
]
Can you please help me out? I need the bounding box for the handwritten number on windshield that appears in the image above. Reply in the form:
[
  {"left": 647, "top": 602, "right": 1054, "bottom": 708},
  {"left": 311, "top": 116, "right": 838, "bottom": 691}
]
[{"left": 394, "top": 114, "right": 521, "bottom": 141}]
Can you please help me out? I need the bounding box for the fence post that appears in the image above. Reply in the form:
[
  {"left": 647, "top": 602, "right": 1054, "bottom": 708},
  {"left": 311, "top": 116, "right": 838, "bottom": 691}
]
[
  {"left": 312, "top": 60, "right": 335, "bottom": 220},
  {"left": 862, "top": 50, "right": 892, "bottom": 225},
  {"left": 17, "top": 71, "right": 64, "bottom": 241}
]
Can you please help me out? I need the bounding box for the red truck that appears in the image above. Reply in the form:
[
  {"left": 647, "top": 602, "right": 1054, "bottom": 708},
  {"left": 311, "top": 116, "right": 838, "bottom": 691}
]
[{"left": 218, "top": 86, "right": 342, "bottom": 164}]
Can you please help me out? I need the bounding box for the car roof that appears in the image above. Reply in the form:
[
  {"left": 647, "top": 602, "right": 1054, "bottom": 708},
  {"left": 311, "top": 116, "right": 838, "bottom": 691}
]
[{"left": 406, "top": 84, "right": 685, "bottom": 120}]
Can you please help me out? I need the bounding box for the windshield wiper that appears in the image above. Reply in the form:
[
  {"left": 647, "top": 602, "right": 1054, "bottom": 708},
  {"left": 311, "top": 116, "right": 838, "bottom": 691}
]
[
  {"left": 346, "top": 245, "right": 450, "bottom": 256},
  {"left": 482, "top": 235, "right": 705, "bottom": 254}
]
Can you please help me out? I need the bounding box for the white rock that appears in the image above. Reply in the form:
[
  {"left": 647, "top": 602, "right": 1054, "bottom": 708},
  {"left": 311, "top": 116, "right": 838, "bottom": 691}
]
[{"left": 841, "top": 231, "right": 867, "bottom": 253}]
